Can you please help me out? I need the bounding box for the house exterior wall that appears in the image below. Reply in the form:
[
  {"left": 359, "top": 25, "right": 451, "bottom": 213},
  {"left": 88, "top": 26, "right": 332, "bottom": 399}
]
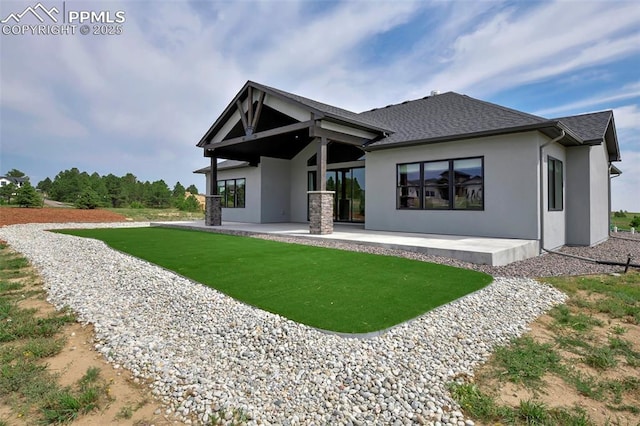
[
  {"left": 589, "top": 143, "right": 610, "bottom": 245},
  {"left": 542, "top": 141, "right": 567, "bottom": 250},
  {"left": 566, "top": 146, "right": 591, "bottom": 245},
  {"left": 203, "top": 132, "right": 610, "bottom": 248},
  {"left": 216, "top": 165, "right": 262, "bottom": 223},
  {"left": 365, "top": 133, "right": 541, "bottom": 239},
  {"left": 260, "top": 157, "right": 291, "bottom": 222},
  {"left": 290, "top": 143, "right": 317, "bottom": 222}
]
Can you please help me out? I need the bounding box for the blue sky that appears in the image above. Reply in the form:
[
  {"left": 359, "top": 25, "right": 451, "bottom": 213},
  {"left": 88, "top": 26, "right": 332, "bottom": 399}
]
[{"left": 1, "top": 0, "right": 639, "bottom": 211}]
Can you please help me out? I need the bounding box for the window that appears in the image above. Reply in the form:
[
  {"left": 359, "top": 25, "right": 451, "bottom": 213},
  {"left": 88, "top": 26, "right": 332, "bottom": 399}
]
[
  {"left": 548, "top": 157, "right": 563, "bottom": 211},
  {"left": 423, "top": 161, "right": 449, "bottom": 209},
  {"left": 397, "top": 163, "right": 421, "bottom": 209},
  {"left": 216, "top": 178, "right": 245, "bottom": 208},
  {"left": 397, "top": 157, "right": 483, "bottom": 210}
]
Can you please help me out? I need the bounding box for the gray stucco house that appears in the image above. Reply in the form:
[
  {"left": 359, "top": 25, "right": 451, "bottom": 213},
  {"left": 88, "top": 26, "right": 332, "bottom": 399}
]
[{"left": 195, "top": 81, "right": 621, "bottom": 253}]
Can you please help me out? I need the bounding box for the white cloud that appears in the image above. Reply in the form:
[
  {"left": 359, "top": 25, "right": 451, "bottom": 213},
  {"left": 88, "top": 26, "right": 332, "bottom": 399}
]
[
  {"left": 415, "top": 1, "right": 640, "bottom": 97},
  {"left": 612, "top": 105, "right": 640, "bottom": 132},
  {"left": 534, "top": 82, "right": 640, "bottom": 116}
]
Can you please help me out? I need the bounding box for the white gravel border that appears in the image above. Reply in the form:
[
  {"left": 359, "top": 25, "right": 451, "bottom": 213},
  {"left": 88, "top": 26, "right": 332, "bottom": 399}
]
[{"left": 0, "top": 222, "right": 568, "bottom": 425}]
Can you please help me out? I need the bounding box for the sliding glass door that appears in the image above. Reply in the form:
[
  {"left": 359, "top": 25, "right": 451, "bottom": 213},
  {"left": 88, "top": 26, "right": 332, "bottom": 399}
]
[{"left": 308, "top": 167, "right": 365, "bottom": 222}]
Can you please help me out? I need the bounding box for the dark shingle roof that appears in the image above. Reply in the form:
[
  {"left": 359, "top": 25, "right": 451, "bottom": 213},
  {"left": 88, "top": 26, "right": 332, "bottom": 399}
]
[
  {"left": 555, "top": 111, "right": 612, "bottom": 143},
  {"left": 0, "top": 176, "right": 28, "bottom": 184},
  {"left": 359, "top": 92, "right": 549, "bottom": 148},
  {"left": 198, "top": 80, "right": 619, "bottom": 161}
]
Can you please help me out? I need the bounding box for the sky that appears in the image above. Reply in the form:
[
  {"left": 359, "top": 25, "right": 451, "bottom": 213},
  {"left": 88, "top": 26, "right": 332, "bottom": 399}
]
[{"left": 0, "top": 0, "right": 638, "bottom": 211}]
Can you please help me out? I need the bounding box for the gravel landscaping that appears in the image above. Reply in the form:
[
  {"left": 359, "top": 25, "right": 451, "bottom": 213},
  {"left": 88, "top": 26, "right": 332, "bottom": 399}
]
[{"left": 1, "top": 222, "right": 636, "bottom": 425}]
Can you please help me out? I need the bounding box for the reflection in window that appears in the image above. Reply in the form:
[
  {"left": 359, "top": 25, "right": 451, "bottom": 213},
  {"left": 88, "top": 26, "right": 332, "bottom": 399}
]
[
  {"left": 217, "top": 178, "right": 245, "bottom": 208},
  {"left": 453, "top": 158, "right": 483, "bottom": 210},
  {"left": 397, "top": 163, "right": 421, "bottom": 209},
  {"left": 548, "top": 157, "right": 563, "bottom": 211},
  {"left": 397, "top": 157, "right": 483, "bottom": 210},
  {"left": 236, "top": 179, "right": 245, "bottom": 208},
  {"left": 424, "top": 161, "right": 449, "bottom": 209}
]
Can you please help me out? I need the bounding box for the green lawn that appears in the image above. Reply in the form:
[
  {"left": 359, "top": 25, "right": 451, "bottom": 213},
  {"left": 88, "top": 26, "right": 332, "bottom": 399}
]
[{"left": 58, "top": 227, "right": 492, "bottom": 333}]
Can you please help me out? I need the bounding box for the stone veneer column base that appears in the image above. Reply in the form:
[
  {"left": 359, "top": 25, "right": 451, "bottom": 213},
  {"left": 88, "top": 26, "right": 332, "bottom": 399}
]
[
  {"left": 308, "top": 191, "right": 335, "bottom": 235},
  {"left": 205, "top": 195, "right": 222, "bottom": 226}
]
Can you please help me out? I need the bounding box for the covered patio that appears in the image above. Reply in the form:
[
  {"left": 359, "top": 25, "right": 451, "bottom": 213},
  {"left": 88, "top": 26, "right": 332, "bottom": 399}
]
[
  {"left": 150, "top": 221, "right": 538, "bottom": 266},
  {"left": 196, "top": 81, "right": 389, "bottom": 235}
]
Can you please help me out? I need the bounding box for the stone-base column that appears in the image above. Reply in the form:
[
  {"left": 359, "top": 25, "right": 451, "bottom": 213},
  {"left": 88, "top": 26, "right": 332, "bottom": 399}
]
[
  {"left": 205, "top": 195, "right": 222, "bottom": 226},
  {"left": 308, "top": 191, "right": 334, "bottom": 234}
]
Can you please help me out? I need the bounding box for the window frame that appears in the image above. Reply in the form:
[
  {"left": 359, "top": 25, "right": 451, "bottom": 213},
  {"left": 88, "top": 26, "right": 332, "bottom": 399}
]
[
  {"left": 547, "top": 156, "right": 563, "bottom": 211},
  {"left": 216, "top": 178, "right": 246, "bottom": 208},
  {"left": 396, "top": 156, "right": 484, "bottom": 211},
  {"left": 397, "top": 162, "right": 422, "bottom": 209}
]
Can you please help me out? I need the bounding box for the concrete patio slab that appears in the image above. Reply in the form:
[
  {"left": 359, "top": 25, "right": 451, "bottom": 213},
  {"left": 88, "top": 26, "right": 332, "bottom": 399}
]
[{"left": 150, "top": 221, "right": 539, "bottom": 266}]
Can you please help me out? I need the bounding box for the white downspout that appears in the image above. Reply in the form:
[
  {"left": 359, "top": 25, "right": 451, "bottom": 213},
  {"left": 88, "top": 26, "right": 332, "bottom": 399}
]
[{"left": 539, "top": 130, "right": 565, "bottom": 253}]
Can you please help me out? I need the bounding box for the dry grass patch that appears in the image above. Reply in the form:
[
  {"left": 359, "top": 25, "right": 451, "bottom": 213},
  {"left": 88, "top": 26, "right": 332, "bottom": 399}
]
[
  {"left": 451, "top": 271, "right": 640, "bottom": 426},
  {"left": 0, "top": 241, "right": 168, "bottom": 425}
]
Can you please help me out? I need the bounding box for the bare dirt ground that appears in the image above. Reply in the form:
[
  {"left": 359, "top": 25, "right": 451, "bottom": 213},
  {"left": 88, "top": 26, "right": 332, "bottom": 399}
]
[
  {"left": 0, "top": 207, "right": 127, "bottom": 227},
  {"left": 0, "top": 207, "right": 172, "bottom": 425},
  {"left": 474, "top": 290, "right": 640, "bottom": 426}
]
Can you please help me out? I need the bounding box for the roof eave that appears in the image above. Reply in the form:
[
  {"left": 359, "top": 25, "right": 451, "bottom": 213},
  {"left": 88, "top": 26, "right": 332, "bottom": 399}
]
[
  {"left": 610, "top": 164, "right": 622, "bottom": 175},
  {"left": 365, "top": 122, "right": 578, "bottom": 151},
  {"left": 606, "top": 114, "right": 622, "bottom": 162},
  {"left": 197, "top": 81, "right": 391, "bottom": 148}
]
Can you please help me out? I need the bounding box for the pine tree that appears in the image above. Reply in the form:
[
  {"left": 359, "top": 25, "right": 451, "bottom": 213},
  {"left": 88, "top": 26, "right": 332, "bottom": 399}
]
[
  {"left": 75, "top": 187, "right": 102, "bottom": 209},
  {"left": 6, "top": 168, "right": 26, "bottom": 178},
  {"left": 0, "top": 182, "right": 17, "bottom": 204},
  {"left": 15, "top": 181, "right": 42, "bottom": 207}
]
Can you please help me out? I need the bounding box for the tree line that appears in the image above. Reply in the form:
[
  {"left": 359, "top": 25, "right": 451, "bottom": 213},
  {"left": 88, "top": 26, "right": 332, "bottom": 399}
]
[{"left": 2, "top": 168, "right": 202, "bottom": 211}]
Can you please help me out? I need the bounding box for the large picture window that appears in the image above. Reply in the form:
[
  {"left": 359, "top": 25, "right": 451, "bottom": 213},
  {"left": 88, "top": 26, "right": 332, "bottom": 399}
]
[
  {"left": 217, "top": 178, "right": 245, "bottom": 208},
  {"left": 548, "top": 157, "right": 563, "bottom": 211},
  {"left": 397, "top": 157, "right": 483, "bottom": 210}
]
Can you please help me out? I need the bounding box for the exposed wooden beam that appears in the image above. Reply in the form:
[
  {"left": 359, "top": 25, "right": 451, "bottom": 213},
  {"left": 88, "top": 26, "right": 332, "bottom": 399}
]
[
  {"left": 201, "top": 120, "right": 314, "bottom": 151},
  {"left": 209, "top": 156, "right": 218, "bottom": 195},
  {"left": 205, "top": 151, "right": 260, "bottom": 165},
  {"left": 309, "top": 125, "right": 369, "bottom": 146},
  {"left": 316, "top": 136, "right": 327, "bottom": 191},
  {"left": 236, "top": 100, "right": 248, "bottom": 134},
  {"left": 251, "top": 91, "right": 265, "bottom": 131},
  {"left": 247, "top": 87, "right": 253, "bottom": 131}
]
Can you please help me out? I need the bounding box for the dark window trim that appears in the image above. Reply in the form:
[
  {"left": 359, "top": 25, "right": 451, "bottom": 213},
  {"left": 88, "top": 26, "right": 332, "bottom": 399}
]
[
  {"left": 396, "top": 156, "right": 484, "bottom": 211},
  {"left": 547, "top": 156, "right": 563, "bottom": 211},
  {"left": 216, "top": 178, "right": 246, "bottom": 208}
]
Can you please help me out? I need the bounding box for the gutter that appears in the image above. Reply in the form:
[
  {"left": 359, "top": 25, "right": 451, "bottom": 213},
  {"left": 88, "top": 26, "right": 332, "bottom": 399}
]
[{"left": 539, "top": 130, "right": 565, "bottom": 253}]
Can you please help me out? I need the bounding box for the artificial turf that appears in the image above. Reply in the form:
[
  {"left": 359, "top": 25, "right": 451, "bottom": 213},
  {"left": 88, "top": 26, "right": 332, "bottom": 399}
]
[{"left": 58, "top": 227, "right": 493, "bottom": 333}]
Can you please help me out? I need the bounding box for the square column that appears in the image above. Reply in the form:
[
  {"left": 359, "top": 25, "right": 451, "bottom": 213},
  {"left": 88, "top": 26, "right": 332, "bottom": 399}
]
[
  {"left": 308, "top": 191, "right": 334, "bottom": 234},
  {"left": 205, "top": 195, "right": 222, "bottom": 226}
]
